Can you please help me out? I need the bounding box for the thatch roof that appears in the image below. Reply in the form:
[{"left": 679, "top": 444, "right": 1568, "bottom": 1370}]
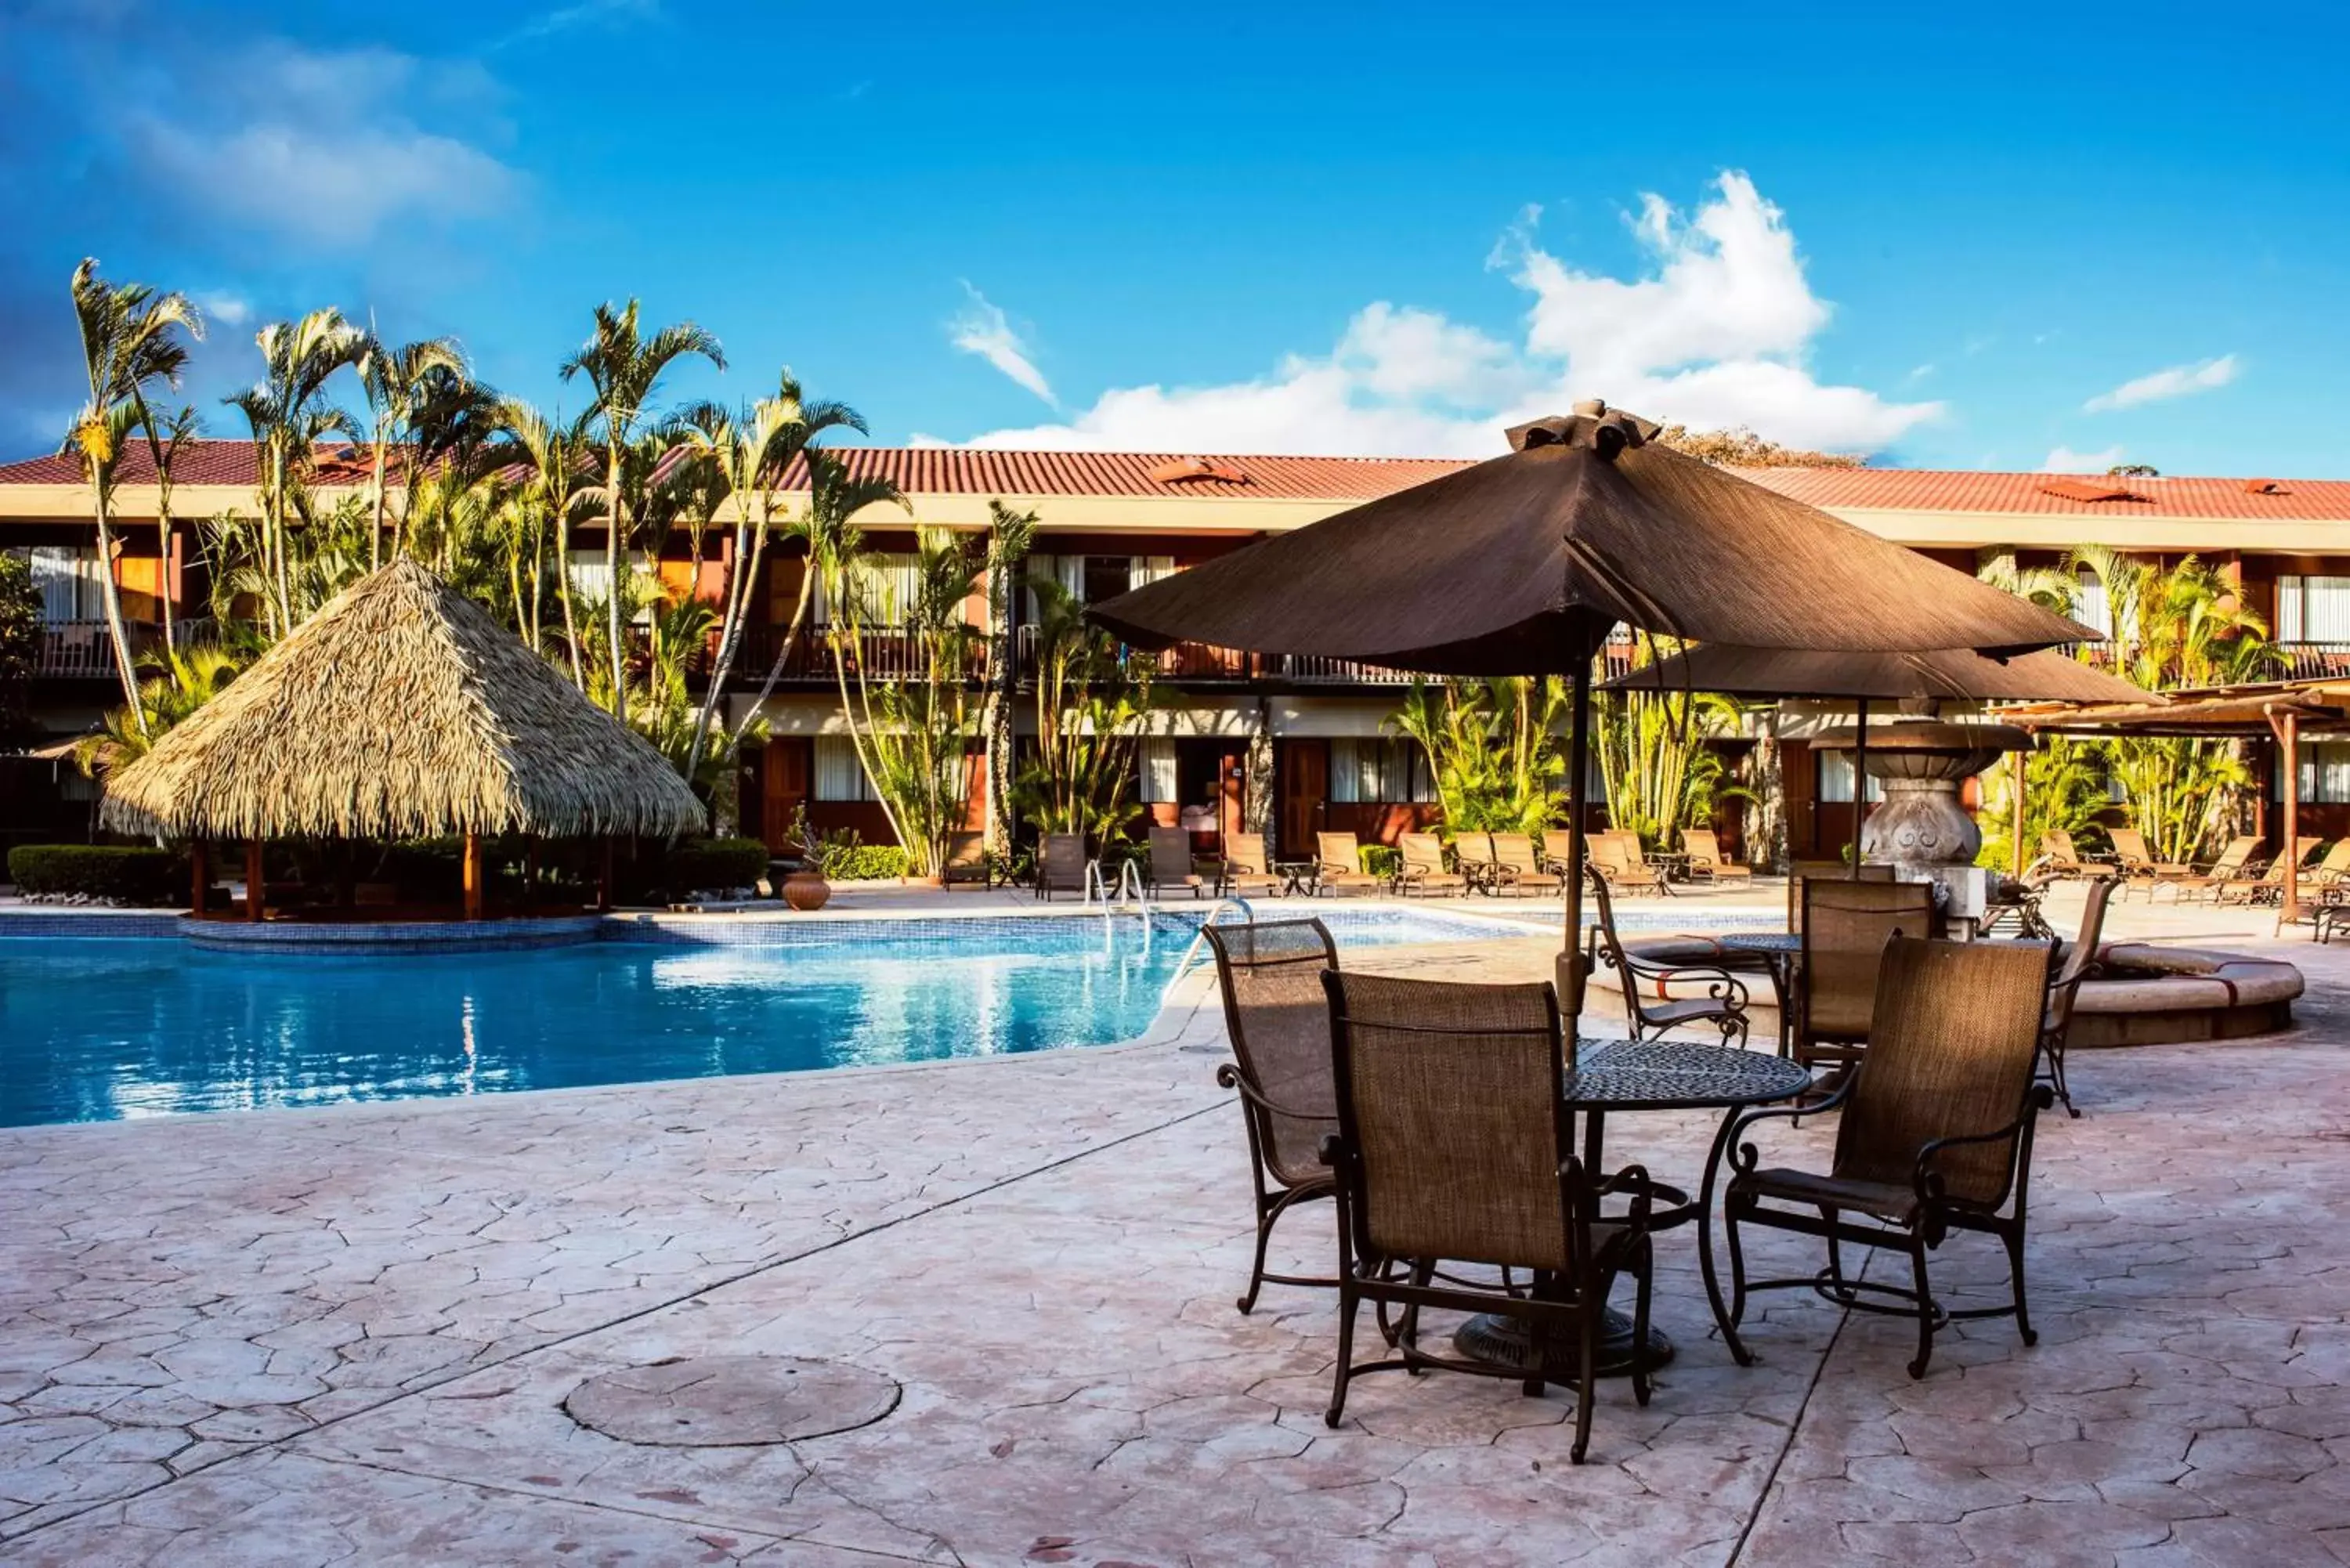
[
  {"left": 101, "top": 560, "right": 707, "bottom": 840},
  {"left": 1600, "top": 644, "right": 2154, "bottom": 704}
]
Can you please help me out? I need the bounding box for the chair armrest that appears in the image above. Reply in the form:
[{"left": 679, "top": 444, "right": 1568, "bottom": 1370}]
[
  {"left": 1216, "top": 1062, "right": 1325, "bottom": 1125},
  {"left": 1911, "top": 1085, "right": 2054, "bottom": 1203},
  {"left": 1623, "top": 964, "right": 1751, "bottom": 1010},
  {"left": 1726, "top": 1076, "right": 1856, "bottom": 1176}
]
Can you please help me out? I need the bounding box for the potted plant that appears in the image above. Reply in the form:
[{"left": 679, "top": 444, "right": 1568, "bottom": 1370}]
[{"left": 783, "top": 806, "right": 842, "bottom": 912}]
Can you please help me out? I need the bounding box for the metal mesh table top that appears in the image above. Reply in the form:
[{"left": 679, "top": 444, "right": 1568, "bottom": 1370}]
[
  {"left": 1715, "top": 932, "right": 1799, "bottom": 954},
  {"left": 1565, "top": 1041, "right": 1812, "bottom": 1111}
]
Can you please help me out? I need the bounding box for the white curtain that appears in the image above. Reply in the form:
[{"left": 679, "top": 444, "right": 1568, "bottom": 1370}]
[
  {"left": 27, "top": 547, "right": 103, "bottom": 621},
  {"left": 1138, "top": 738, "right": 1177, "bottom": 803},
  {"left": 2073, "top": 573, "right": 2113, "bottom": 638},
  {"left": 1328, "top": 740, "right": 1431, "bottom": 804},
  {"left": 2308, "top": 577, "right": 2350, "bottom": 641},
  {"left": 1130, "top": 555, "right": 1176, "bottom": 587},
  {"left": 1817, "top": 750, "right": 1885, "bottom": 804},
  {"left": 815, "top": 554, "right": 922, "bottom": 625},
  {"left": 2298, "top": 744, "right": 2350, "bottom": 804},
  {"left": 813, "top": 737, "right": 875, "bottom": 802}
]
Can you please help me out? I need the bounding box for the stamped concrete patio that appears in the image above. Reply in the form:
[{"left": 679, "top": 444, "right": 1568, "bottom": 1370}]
[{"left": 4, "top": 891, "right": 2349, "bottom": 1565}]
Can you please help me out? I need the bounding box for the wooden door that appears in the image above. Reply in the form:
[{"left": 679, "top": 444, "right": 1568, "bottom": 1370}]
[
  {"left": 1280, "top": 740, "right": 1328, "bottom": 861},
  {"left": 762, "top": 737, "right": 812, "bottom": 850}
]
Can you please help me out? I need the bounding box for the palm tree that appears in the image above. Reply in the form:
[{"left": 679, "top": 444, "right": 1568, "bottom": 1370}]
[
  {"left": 355, "top": 334, "right": 464, "bottom": 568},
  {"left": 560, "top": 301, "right": 725, "bottom": 724},
  {"left": 732, "top": 446, "right": 906, "bottom": 745},
  {"left": 137, "top": 403, "right": 201, "bottom": 655},
  {"left": 225, "top": 309, "right": 364, "bottom": 637},
  {"left": 65, "top": 259, "right": 204, "bottom": 727},
  {"left": 979, "top": 500, "right": 1039, "bottom": 848},
  {"left": 496, "top": 399, "right": 598, "bottom": 687},
  {"left": 674, "top": 376, "right": 866, "bottom": 782}
]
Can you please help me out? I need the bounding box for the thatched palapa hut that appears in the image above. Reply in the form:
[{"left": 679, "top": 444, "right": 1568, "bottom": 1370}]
[{"left": 102, "top": 558, "right": 706, "bottom": 921}]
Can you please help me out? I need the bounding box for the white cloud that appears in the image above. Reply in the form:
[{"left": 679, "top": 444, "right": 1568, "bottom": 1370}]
[
  {"left": 2084, "top": 354, "right": 2239, "bottom": 413},
  {"left": 194, "top": 291, "right": 251, "bottom": 328},
  {"left": 948, "top": 173, "right": 1940, "bottom": 457},
  {"left": 128, "top": 42, "right": 515, "bottom": 248},
  {"left": 2043, "top": 445, "right": 2125, "bottom": 473},
  {"left": 494, "top": 0, "right": 659, "bottom": 45},
  {"left": 950, "top": 286, "right": 1056, "bottom": 406}
]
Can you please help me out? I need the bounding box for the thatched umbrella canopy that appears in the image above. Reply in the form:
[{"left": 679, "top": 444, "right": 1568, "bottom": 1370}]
[{"left": 102, "top": 559, "right": 706, "bottom": 844}]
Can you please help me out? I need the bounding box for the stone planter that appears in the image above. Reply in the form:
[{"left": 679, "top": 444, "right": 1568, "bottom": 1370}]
[{"left": 783, "top": 870, "right": 832, "bottom": 912}]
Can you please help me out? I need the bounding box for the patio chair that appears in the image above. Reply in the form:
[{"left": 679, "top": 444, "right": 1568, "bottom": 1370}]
[
  {"left": 1202, "top": 919, "right": 1343, "bottom": 1314},
  {"left": 1589, "top": 833, "right": 1665, "bottom": 897},
  {"left": 2181, "top": 834, "right": 2262, "bottom": 901},
  {"left": 1318, "top": 969, "right": 1659, "bottom": 1461},
  {"left": 1146, "top": 826, "right": 1207, "bottom": 899},
  {"left": 1219, "top": 833, "right": 1285, "bottom": 900},
  {"left": 1584, "top": 866, "right": 1751, "bottom": 1047},
  {"left": 1538, "top": 829, "right": 1578, "bottom": 878},
  {"left": 2039, "top": 876, "right": 2116, "bottom": 1118},
  {"left": 1452, "top": 832, "right": 1504, "bottom": 894},
  {"left": 1316, "top": 833, "right": 1385, "bottom": 897},
  {"left": 2106, "top": 826, "right": 2190, "bottom": 892},
  {"left": 1034, "top": 833, "right": 1090, "bottom": 901},
  {"left": 1788, "top": 866, "right": 1898, "bottom": 934},
  {"left": 1491, "top": 833, "right": 1564, "bottom": 896},
  {"left": 1793, "top": 878, "right": 1936, "bottom": 1078},
  {"left": 939, "top": 831, "right": 995, "bottom": 891},
  {"left": 2217, "top": 836, "right": 2320, "bottom": 906},
  {"left": 1719, "top": 935, "right": 2057, "bottom": 1380},
  {"left": 1394, "top": 832, "right": 1467, "bottom": 898},
  {"left": 2306, "top": 838, "right": 2350, "bottom": 893},
  {"left": 1681, "top": 828, "right": 1753, "bottom": 888},
  {"left": 2037, "top": 830, "right": 2117, "bottom": 882}
]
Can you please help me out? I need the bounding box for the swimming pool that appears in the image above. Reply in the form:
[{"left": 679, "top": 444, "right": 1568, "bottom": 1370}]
[{"left": 0, "top": 909, "right": 1538, "bottom": 1127}]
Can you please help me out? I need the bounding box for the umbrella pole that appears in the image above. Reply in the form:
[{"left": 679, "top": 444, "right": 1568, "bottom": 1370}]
[
  {"left": 1849, "top": 698, "right": 1869, "bottom": 878},
  {"left": 1559, "top": 659, "right": 1592, "bottom": 1058}
]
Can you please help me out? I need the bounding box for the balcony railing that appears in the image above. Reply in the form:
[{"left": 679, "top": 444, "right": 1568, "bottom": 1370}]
[
  {"left": 722, "top": 624, "right": 1418, "bottom": 688},
  {"left": 2273, "top": 642, "right": 2350, "bottom": 681},
  {"left": 727, "top": 625, "right": 983, "bottom": 685},
  {"left": 35, "top": 618, "right": 222, "bottom": 680}
]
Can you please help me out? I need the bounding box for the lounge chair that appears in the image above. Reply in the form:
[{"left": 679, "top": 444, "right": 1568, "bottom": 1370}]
[
  {"left": 1681, "top": 828, "right": 1753, "bottom": 889},
  {"left": 1146, "top": 826, "right": 1207, "bottom": 898},
  {"left": 939, "top": 831, "right": 995, "bottom": 891},
  {"left": 2038, "top": 830, "right": 2117, "bottom": 882},
  {"left": 1315, "top": 833, "right": 1384, "bottom": 897},
  {"left": 1452, "top": 832, "right": 1503, "bottom": 894},
  {"left": 2217, "top": 836, "right": 2321, "bottom": 906},
  {"left": 1034, "top": 833, "right": 1090, "bottom": 901},
  {"left": 1491, "top": 833, "right": 1564, "bottom": 895},
  {"left": 1202, "top": 919, "right": 1341, "bottom": 1313},
  {"left": 1218, "top": 833, "right": 1285, "bottom": 899},
  {"left": 1793, "top": 878, "right": 1936, "bottom": 1078},
  {"left": 2106, "top": 826, "right": 2192, "bottom": 899},
  {"left": 1539, "top": 829, "right": 1578, "bottom": 879},
  {"left": 1589, "top": 833, "right": 1665, "bottom": 896},
  {"left": 1584, "top": 865, "right": 1750, "bottom": 1047},
  {"left": 2039, "top": 876, "right": 2116, "bottom": 1118},
  {"left": 1394, "top": 832, "right": 1466, "bottom": 898},
  {"left": 2182, "top": 834, "right": 2262, "bottom": 901},
  {"left": 1318, "top": 969, "right": 1659, "bottom": 1459},
  {"left": 1719, "top": 935, "right": 2057, "bottom": 1379}
]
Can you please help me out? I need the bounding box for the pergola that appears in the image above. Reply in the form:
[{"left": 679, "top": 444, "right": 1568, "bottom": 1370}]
[
  {"left": 100, "top": 560, "right": 706, "bottom": 922},
  {"left": 2002, "top": 678, "right": 2350, "bottom": 922}
]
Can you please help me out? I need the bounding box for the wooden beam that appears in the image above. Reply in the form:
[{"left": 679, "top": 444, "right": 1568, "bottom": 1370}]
[
  {"left": 246, "top": 840, "right": 265, "bottom": 923},
  {"left": 462, "top": 833, "right": 486, "bottom": 923},
  {"left": 2010, "top": 749, "right": 2027, "bottom": 879},
  {"left": 2270, "top": 706, "right": 2302, "bottom": 927},
  {"left": 190, "top": 840, "right": 207, "bottom": 917}
]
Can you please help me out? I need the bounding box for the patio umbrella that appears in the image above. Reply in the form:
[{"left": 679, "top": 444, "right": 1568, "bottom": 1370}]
[
  {"left": 1086, "top": 404, "right": 2093, "bottom": 1039},
  {"left": 1601, "top": 645, "right": 2155, "bottom": 873}
]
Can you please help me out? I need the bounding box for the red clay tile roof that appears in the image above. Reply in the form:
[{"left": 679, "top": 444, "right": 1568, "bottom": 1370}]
[
  {"left": 7, "top": 441, "right": 2350, "bottom": 520},
  {"left": 1734, "top": 465, "right": 2350, "bottom": 522}
]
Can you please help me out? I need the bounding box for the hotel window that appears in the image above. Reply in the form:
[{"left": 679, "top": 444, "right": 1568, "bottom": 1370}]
[
  {"left": 813, "top": 554, "right": 925, "bottom": 626},
  {"left": 1025, "top": 555, "right": 1175, "bottom": 619},
  {"left": 1817, "top": 750, "right": 1885, "bottom": 804},
  {"left": 566, "top": 551, "right": 656, "bottom": 622},
  {"left": 2071, "top": 570, "right": 2113, "bottom": 638},
  {"left": 2275, "top": 576, "right": 2350, "bottom": 644},
  {"left": 2285, "top": 743, "right": 2350, "bottom": 804},
  {"left": 812, "top": 737, "right": 877, "bottom": 802},
  {"left": 25, "top": 546, "right": 105, "bottom": 622},
  {"left": 1327, "top": 739, "right": 1435, "bottom": 804},
  {"left": 1137, "top": 738, "right": 1178, "bottom": 804}
]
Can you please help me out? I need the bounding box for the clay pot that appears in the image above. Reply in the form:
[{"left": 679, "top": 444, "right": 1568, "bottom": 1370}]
[{"left": 783, "top": 869, "right": 831, "bottom": 912}]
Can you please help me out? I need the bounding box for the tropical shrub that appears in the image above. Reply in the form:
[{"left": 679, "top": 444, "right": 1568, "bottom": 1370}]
[
  {"left": 1012, "top": 576, "right": 1157, "bottom": 847},
  {"left": 1386, "top": 677, "right": 1567, "bottom": 836},
  {"left": 0, "top": 551, "right": 38, "bottom": 748},
  {"left": 8, "top": 844, "right": 179, "bottom": 904},
  {"left": 663, "top": 836, "right": 773, "bottom": 892},
  {"left": 1359, "top": 844, "right": 1401, "bottom": 880},
  {"left": 1978, "top": 735, "right": 2113, "bottom": 873},
  {"left": 824, "top": 844, "right": 910, "bottom": 880}
]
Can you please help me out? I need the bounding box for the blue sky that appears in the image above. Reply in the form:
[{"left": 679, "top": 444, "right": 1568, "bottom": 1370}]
[{"left": 2, "top": 0, "right": 2343, "bottom": 475}]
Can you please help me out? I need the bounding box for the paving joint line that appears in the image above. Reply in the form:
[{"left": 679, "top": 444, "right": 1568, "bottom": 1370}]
[{"left": 4, "top": 1093, "right": 1232, "bottom": 1545}]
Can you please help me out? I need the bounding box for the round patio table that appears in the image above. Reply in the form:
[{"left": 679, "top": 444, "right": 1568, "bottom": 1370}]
[
  {"left": 1453, "top": 1040, "right": 1813, "bottom": 1380},
  {"left": 1270, "top": 861, "right": 1321, "bottom": 897}
]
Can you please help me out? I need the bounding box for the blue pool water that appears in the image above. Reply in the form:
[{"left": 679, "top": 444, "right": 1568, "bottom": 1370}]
[{"left": 0, "top": 909, "right": 1535, "bottom": 1127}]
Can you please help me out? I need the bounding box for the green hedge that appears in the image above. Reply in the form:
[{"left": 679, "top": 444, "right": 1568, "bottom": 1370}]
[
  {"left": 7, "top": 845, "right": 179, "bottom": 904},
  {"left": 1359, "top": 844, "right": 1401, "bottom": 879},
  {"left": 823, "top": 844, "right": 909, "bottom": 881},
  {"left": 663, "top": 837, "right": 774, "bottom": 893}
]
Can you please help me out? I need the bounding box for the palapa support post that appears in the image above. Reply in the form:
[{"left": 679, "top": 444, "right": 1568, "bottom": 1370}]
[
  {"left": 245, "top": 840, "right": 266, "bottom": 923},
  {"left": 1849, "top": 698, "right": 1870, "bottom": 877},
  {"left": 189, "top": 840, "right": 208, "bottom": 917},
  {"left": 2269, "top": 706, "right": 2301, "bottom": 927},
  {"left": 598, "top": 837, "right": 615, "bottom": 913},
  {"left": 2010, "top": 746, "right": 2028, "bottom": 880},
  {"left": 1557, "top": 657, "right": 1593, "bottom": 1056},
  {"left": 462, "top": 832, "right": 486, "bottom": 923},
  {"left": 525, "top": 837, "right": 540, "bottom": 915}
]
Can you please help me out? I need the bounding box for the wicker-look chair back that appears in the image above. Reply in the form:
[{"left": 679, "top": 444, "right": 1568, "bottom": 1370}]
[
  {"left": 1148, "top": 826, "right": 1200, "bottom": 894},
  {"left": 1321, "top": 970, "right": 1574, "bottom": 1270},
  {"left": 1452, "top": 832, "right": 1498, "bottom": 872},
  {"left": 2038, "top": 876, "right": 2116, "bottom": 1115},
  {"left": 1490, "top": 833, "right": 1551, "bottom": 884},
  {"left": 1835, "top": 937, "right": 2052, "bottom": 1209},
  {"left": 1398, "top": 832, "right": 1448, "bottom": 877},
  {"left": 1039, "top": 833, "right": 1089, "bottom": 892},
  {"left": 1205, "top": 919, "right": 1341, "bottom": 1186},
  {"left": 1799, "top": 879, "right": 1933, "bottom": 1045}
]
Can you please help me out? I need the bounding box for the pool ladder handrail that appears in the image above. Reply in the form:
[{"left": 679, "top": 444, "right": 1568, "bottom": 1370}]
[
  {"left": 1172, "top": 897, "right": 1256, "bottom": 981},
  {"left": 1083, "top": 857, "right": 1150, "bottom": 918}
]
